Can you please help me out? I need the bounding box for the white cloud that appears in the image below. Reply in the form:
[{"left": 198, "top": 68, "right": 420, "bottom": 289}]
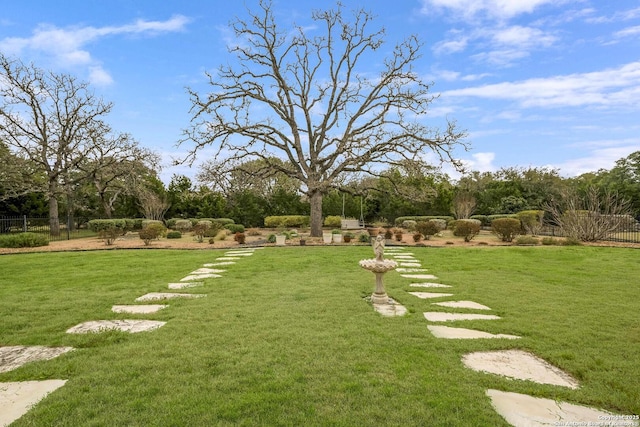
[
  {"left": 0, "top": 15, "right": 190, "bottom": 84},
  {"left": 420, "top": 0, "right": 561, "bottom": 22},
  {"left": 553, "top": 144, "right": 639, "bottom": 176},
  {"left": 614, "top": 25, "right": 640, "bottom": 39},
  {"left": 443, "top": 61, "right": 640, "bottom": 109},
  {"left": 88, "top": 66, "right": 114, "bottom": 86}
]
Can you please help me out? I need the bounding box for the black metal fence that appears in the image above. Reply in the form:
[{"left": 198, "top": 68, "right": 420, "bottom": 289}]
[
  {"left": 0, "top": 216, "right": 97, "bottom": 242},
  {"left": 538, "top": 224, "right": 640, "bottom": 243}
]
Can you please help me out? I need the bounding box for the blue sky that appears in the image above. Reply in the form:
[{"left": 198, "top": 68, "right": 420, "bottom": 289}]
[{"left": 1, "top": 0, "right": 639, "bottom": 184}]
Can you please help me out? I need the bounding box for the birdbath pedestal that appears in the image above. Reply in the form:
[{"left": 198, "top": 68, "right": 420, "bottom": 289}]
[{"left": 359, "top": 235, "right": 398, "bottom": 304}]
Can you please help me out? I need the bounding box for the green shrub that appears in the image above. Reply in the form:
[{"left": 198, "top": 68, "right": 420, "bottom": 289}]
[
  {"left": 166, "top": 230, "right": 182, "bottom": 239},
  {"left": 211, "top": 218, "right": 235, "bottom": 227},
  {"left": 88, "top": 219, "right": 128, "bottom": 245},
  {"left": 491, "top": 218, "right": 522, "bottom": 242},
  {"left": 561, "top": 237, "right": 583, "bottom": 246},
  {"left": 323, "top": 215, "right": 342, "bottom": 228},
  {"left": 174, "top": 219, "right": 192, "bottom": 232},
  {"left": 470, "top": 215, "right": 490, "bottom": 226},
  {"left": 0, "top": 232, "right": 49, "bottom": 248},
  {"left": 415, "top": 221, "right": 440, "bottom": 239},
  {"left": 487, "top": 214, "right": 518, "bottom": 224},
  {"left": 139, "top": 223, "right": 166, "bottom": 245},
  {"left": 384, "top": 228, "right": 394, "bottom": 239},
  {"left": 264, "top": 215, "right": 310, "bottom": 228},
  {"left": 541, "top": 237, "right": 558, "bottom": 246},
  {"left": 451, "top": 219, "right": 481, "bottom": 242},
  {"left": 394, "top": 216, "right": 454, "bottom": 227},
  {"left": 358, "top": 233, "right": 371, "bottom": 243},
  {"left": 413, "top": 233, "right": 422, "bottom": 242},
  {"left": 225, "top": 224, "right": 245, "bottom": 233},
  {"left": 515, "top": 236, "right": 539, "bottom": 245},
  {"left": 267, "top": 234, "right": 276, "bottom": 243},
  {"left": 141, "top": 219, "right": 164, "bottom": 229},
  {"left": 516, "top": 210, "right": 544, "bottom": 235},
  {"left": 401, "top": 220, "right": 417, "bottom": 231}
]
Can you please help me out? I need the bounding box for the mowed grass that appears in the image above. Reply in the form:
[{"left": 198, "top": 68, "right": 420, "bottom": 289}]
[{"left": 0, "top": 246, "right": 638, "bottom": 426}]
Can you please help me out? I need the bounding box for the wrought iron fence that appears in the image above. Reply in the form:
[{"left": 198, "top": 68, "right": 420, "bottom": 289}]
[
  {"left": 538, "top": 224, "right": 640, "bottom": 243},
  {"left": 0, "top": 216, "right": 97, "bottom": 242}
]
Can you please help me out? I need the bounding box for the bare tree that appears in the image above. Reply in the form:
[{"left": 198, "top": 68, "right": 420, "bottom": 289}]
[
  {"left": 545, "top": 186, "right": 632, "bottom": 242},
  {"left": 0, "top": 54, "right": 112, "bottom": 234},
  {"left": 80, "top": 134, "right": 160, "bottom": 218},
  {"left": 452, "top": 191, "right": 476, "bottom": 219},
  {"left": 180, "top": 1, "right": 466, "bottom": 236}
]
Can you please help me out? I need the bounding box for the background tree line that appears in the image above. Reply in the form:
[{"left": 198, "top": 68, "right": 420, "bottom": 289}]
[{"left": 3, "top": 147, "right": 638, "bottom": 227}]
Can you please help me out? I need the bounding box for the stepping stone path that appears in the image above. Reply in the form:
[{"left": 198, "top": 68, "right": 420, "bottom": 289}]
[
  {"left": 427, "top": 325, "right": 520, "bottom": 340},
  {"left": 2, "top": 247, "right": 260, "bottom": 424},
  {"left": 135, "top": 292, "right": 206, "bottom": 302},
  {"left": 112, "top": 304, "right": 167, "bottom": 314},
  {"left": 432, "top": 300, "right": 491, "bottom": 310},
  {"left": 463, "top": 350, "right": 580, "bottom": 389},
  {"left": 423, "top": 312, "right": 501, "bottom": 322},
  {"left": 391, "top": 246, "right": 629, "bottom": 426},
  {"left": 66, "top": 320, "right": 167, "bottom": 334},
  {"left": 0, "top": 346, "right": 74, "bottom": 374},
  {"left": 0, "top": 380, "right": 67, "bottom": 427},
  {"left": 408, "top": 292, "right": 454, "bottom": 299},
  {"left": 410, "top": 282, "right": 451, "bottom": 288},
  {"left": 486, "top": 389, "right": 633, "bottom": 426}
]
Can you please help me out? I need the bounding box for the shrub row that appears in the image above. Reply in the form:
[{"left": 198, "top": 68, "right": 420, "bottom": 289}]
[
  {"left": 166, "top": 218, "right": 235, "bottom": 230},
  {"left": 394, "top": 216, "right": 454, "bottom": 226},
  {"left": 264, "top": 215, "right": 310, "bottom": 228},
  {"left": 0, "top": 232, "right": 49, "bottom": 248}
]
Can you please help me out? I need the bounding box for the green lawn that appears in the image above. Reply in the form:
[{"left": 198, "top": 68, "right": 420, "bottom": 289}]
[{"left": 0, "top": 246, "right": 638, "bottom": 426}]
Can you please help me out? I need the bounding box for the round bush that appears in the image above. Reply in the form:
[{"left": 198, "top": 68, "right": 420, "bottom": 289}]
[
  {"left": 323, "top": 215, "right": 342, "bottom": 228},
  {"left": 451, "top": 219, "right": 481, "bottom": 242},
  {"left": 491, "top": 218, "right": 522, "bottom": 242},
  {"left": 166, "top": 230, "right": 182, "bottom": 239},
  {"left": 416, "top": 221, "right": 440, "bottom": 239}
]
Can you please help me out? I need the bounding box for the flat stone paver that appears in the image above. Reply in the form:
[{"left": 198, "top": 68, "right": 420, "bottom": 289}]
[
  {"left": 401, "top": 274, "right": 438, "bottom": 280},
  {"left": 215, "top": 257, "right": 240, "bottom": 261},
  {"left": 180, "top": 274, "right": 222, "bottom": 281},
  {"left": 135, "top": 292, "right": 206, "bottom": 302},
  {"left": 224, "top": 252, "right": 253, "bottom": 256},
  {"left": 371, "top": 300, "right": 408, "bottom": 317},
  {"left": 463, "top": 350, "right": 579, "bottom": 389},
  {"left": 432, "top": 300, "right": 492, "bottom": 310},
  {"left": 392, "top": 255, "right": 417, "bottom": 259},
  {"left": 408, "top": 292, "right": 454, "bottom": 299},
  {"left": 66, "top": 320, "right": 166, "bottom": 334},
  {"left": 399, "top": 262, "right": 422, "bottom": 267},
  {"left": 111, "top": 305, "right": 167, "bottom": 314},
  {"left": 427, "top": 325, "right": 520, "bottom": 340},
  {"left": 0, "top": 346, "right": 74, "bottom": 374},
  {"left": 203, "top": 262, "right": 235, "bottom": 266},
  {"left": 410, "top": 283, "right": 451, "bottom": 288},
  {"left": 486, "top": 389, "right": 637, "bottom": 427},
  {"left": 0, "top": 380, "right": 67, "bottom": 427},
  {"left": 423, "top": 312, "right": 501, "bottom": 322},
  {"left": 168, "top": 282, "right": 202, "bottom": 289},
  {"left": 396, "top": 268, "right": 428, "bottom": 273}
]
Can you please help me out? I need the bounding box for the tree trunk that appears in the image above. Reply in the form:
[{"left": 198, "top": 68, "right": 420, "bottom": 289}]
[
  {"left": 49, "top": 196, "right": 60, "bottom": 236},
  {"left": 309, "top": 190, "right": 323, "bottom": 237}
]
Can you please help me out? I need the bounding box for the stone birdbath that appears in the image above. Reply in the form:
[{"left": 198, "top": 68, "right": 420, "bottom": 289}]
[{"left": 359, "top": 235, "right": 398, "bottom": 304}]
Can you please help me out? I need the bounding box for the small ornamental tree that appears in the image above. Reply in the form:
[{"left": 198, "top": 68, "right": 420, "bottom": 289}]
[
  {"left": 415, "top": 221, "right": 440, "bottom": 240},
  {"left": 451, "top": 219, "right": 481, "bottom": 242},
  {"left": 491, "top": 218, "right": 522, "bottom": 242}
]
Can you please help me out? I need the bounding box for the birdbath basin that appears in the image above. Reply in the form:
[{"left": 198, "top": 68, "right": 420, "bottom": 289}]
[{"left": 359, "top": 236, "right": 398, "bottom": 304}]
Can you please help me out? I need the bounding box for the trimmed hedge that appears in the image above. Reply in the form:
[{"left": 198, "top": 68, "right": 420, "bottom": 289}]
[
  {"left": 491, "top": 217, "right": 522, "bottom": 242},
  {"left": 0, "top": 232, "right": 49, "bottom": 248},
  {"left": 451, "top": 219, "right": 481, "bottom": 242},
  {"left": 323, "top": 215, "right": 342, "bottom": 228},
  {"left": 264, "top": 215, "right": 310, "bottom": 228},
  {"left": 394, "top": 216, "right": 454, "bottom": 226},
  {"left": 225, "top": 224, "right": 245, "bottom": 233}
]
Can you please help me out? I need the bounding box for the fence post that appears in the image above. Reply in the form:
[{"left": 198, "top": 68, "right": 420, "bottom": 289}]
[
  {"left": 23, "top": 215, "right": 27, "bottom": 232},
  {"left": 67, "top": 214, "right": 71, "bottom": 240}
]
